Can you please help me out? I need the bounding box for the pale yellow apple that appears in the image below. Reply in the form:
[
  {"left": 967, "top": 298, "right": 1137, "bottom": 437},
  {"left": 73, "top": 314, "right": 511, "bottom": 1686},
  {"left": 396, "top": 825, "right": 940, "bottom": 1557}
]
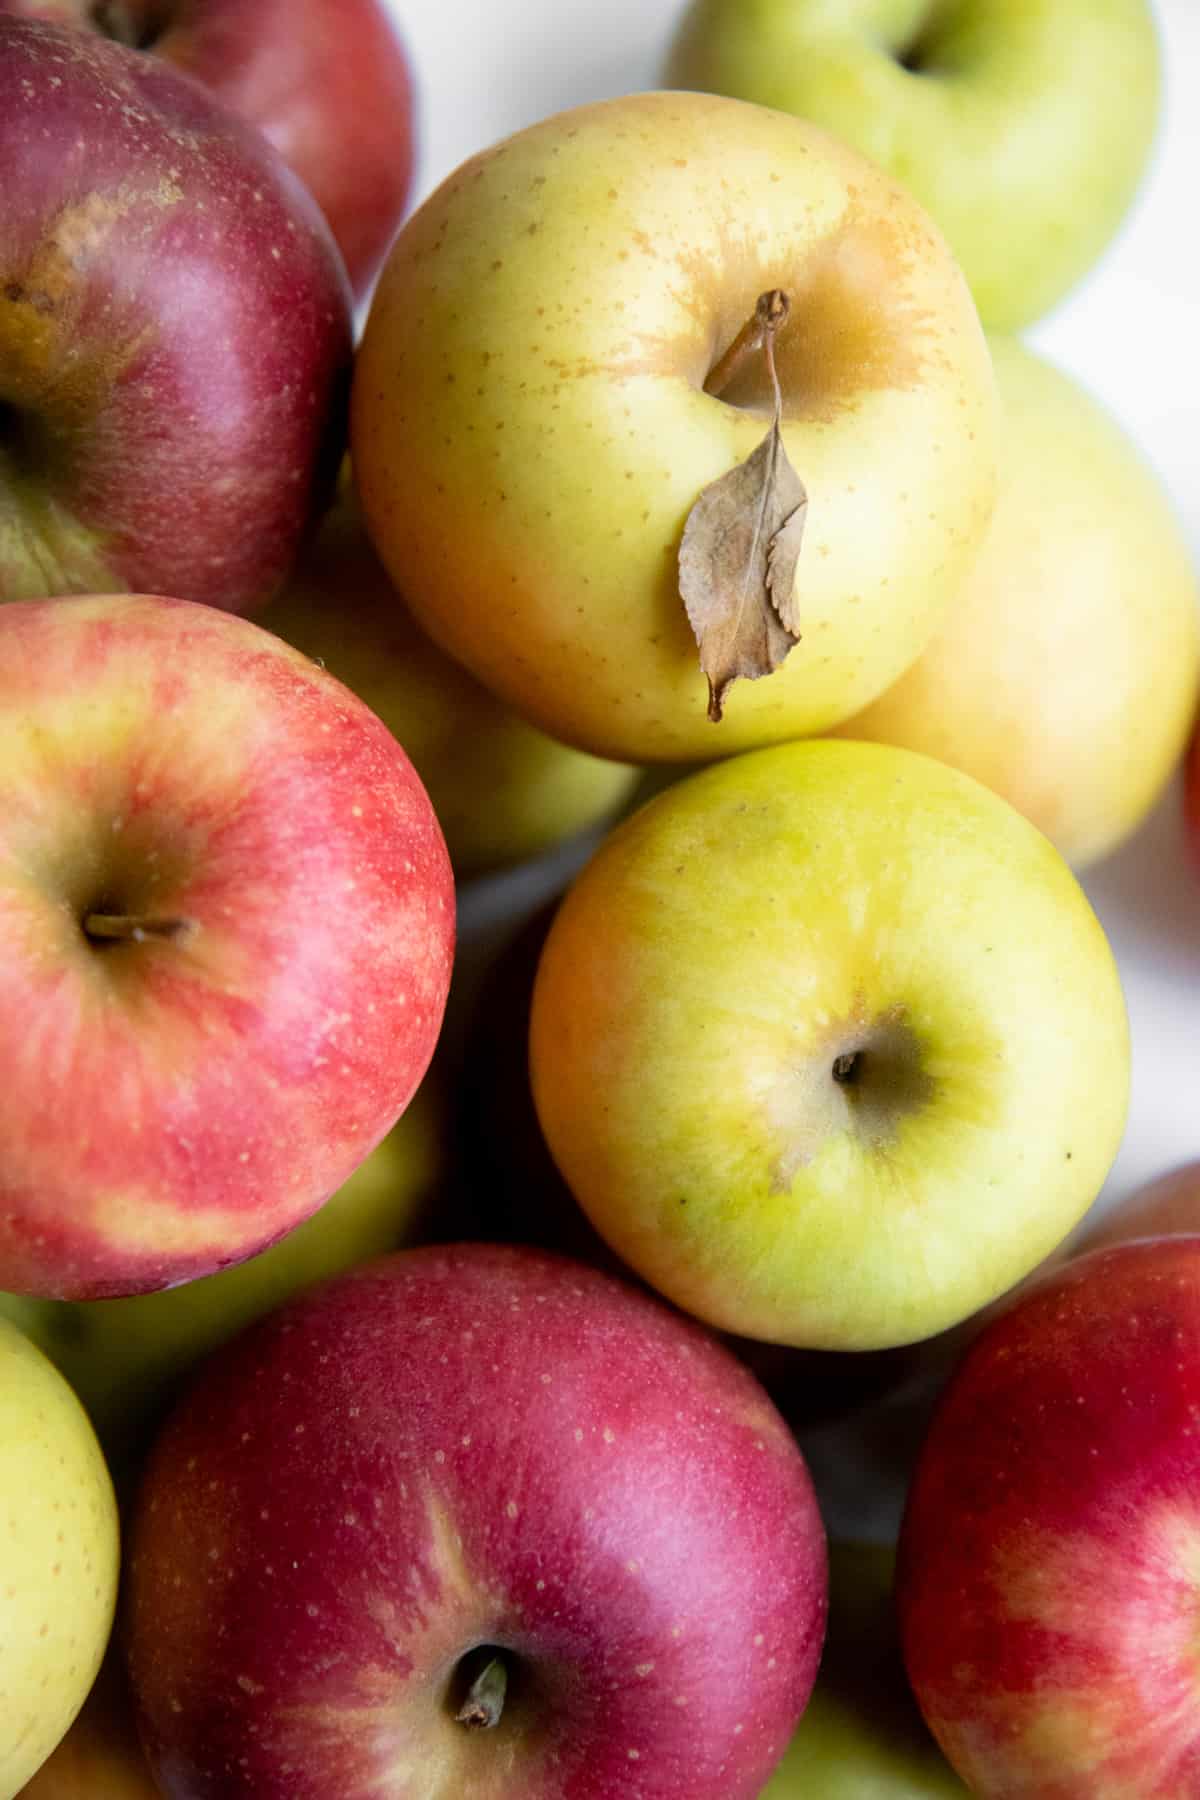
[
  {"left": 0, "top": 1080, "right": 446, "bottom": 1474},
  {"left": 260, "top": 472, "right": 639, "bottom": 878},
  {"left": 665, "top": 0, "right": 1160, "bottom": 331},
  {"left": 530, "top": 739, "right": 1129, "bottom": 1350},
  {"left": 18, "top": 1651, "right": 155, "bottom": 1800},
  {"left": 837, "top": 336, "right": 1200, "bottom": 867},
  {"left": 0, "top": 1318, "right": 119, "bottom": 1796},
  {"left": 353, "top": 91, "right": 997, "bottom": 764}
]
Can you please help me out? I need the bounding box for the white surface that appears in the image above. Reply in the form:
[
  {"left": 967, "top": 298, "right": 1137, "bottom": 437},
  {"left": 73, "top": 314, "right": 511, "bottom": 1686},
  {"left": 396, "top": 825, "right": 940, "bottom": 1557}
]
[{"left": 388, "top": 0, "right": 1200, "bottom": 1220}]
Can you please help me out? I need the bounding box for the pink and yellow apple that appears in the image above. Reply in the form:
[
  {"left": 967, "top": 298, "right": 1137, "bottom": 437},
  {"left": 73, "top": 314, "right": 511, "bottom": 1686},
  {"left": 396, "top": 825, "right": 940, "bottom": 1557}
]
[
  {"left": 899, "top": 1235, "right": 1200, "bottom": 1797},
  {"left": 126, "top": 1243, "right": 827, "bottom": 1799},
  {"left": 0, "top": 18, "right": 351, "bottom": 613},
  {"left": 836, "top": 336, "right": 1200, "bottom": 867},
  {"left": 0, "top": 593, "right": 454, "bottom": 1300},
  {"left": 260, "top": 473, "right": 640, "bottom": 878},
  {"left": 530, "top": 738, "right": 1129, "bottom": 1350},
  {"left": 353, "top": 91, "right": 998, "bottom": 764},
  {"left": 0, "top": 1317, "right": 120, "bottom": 1795},
  {"left": 0, "top": 0, "right": 416, "bottom": 299}
]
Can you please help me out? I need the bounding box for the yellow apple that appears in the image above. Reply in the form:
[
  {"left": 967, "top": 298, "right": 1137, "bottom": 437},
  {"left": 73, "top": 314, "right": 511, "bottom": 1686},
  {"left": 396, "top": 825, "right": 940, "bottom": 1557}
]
[
  {"left": 837, "top": 336, "right": 1200, "bottom": 866},
  {"left": 530, "top": 739, "right": 1129, "bottom": 1350},
  {"left": 260, "top": 471, "right": 639, "bottom": 879},
  {"left": 0, "top": 1317, "right": 119, "bottom": 1795},
  {"left": 0, "top": 1079, "right": 447, "bottom": 1475},
  {"left": 664, "top": 0, "right": 1160, "bottom": 331},
  {"left": 17, "top": 1650, "right": 155, "bottom": 1800},
  {"left": 353, "top": 91, "right": 997, "bottom": 764}
]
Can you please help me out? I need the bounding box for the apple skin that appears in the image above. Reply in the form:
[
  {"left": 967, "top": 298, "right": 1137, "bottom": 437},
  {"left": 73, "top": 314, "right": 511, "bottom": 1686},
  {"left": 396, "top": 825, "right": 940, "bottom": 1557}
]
[
  {"left": 762, "top": 1543, "right": 965, "bottom": 1798},
  {"left": 1078, "top": 1161, "right": 1200, "bottom": 1256},
  {"left": 529, "top": 738, "right": 1129, "bottom": 1351},
  {"left": 125, "top": 1242, "right": 828, "bottom": 1800},
  {"left": 1186, "top": 723, "right": 1200, "bottom": 870},
  {"left": 0, "top": 593, "right": 454, "bottom": 1301},
  {"left": 0, "top": 0, "right": 415, "bottom": 300},
  {"left": 0, "top": 1079, "right": 447, "bottom": 1476},
  {"left": 0, "top": 1316, "right": 120, "bottom": 1796},
  {"left": 352, "top": 90, "right": 998, "bottom": 765},
  {"left": 0, "top": 18, "right": 352, "bottom": 613},
  {"left": 260, "top": 471, "right": 640, "bottom": 879},
  {"left": 664, "top": 0, "right": 1160, "bottom": 332},
  {"left": 18, "top": 1648, "right": 158, "bottom": 1800},
  {"left": 835, "top": 336, "right": 1200, "bottom": 868},
  {"left": 898, "top": 1235, "right": 1200, "bottom": 1797}
]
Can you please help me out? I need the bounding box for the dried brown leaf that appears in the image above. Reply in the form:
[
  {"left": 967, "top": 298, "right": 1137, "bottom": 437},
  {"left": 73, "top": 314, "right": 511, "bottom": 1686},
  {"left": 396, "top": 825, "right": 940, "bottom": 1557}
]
[{"left": 679, "top": 416, "right": 807, "bottom": 722}]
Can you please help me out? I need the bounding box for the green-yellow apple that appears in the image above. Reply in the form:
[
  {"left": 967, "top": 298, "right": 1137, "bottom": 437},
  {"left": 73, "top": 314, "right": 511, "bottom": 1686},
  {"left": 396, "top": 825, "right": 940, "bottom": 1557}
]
[
  {"left": 835, "top": 336, "right": 1200, "bottom": 867},
  {"left": 898, "top": 1237, "right": 1200, "bottom": 1796},
  {"left": 529, "top": 739, "right": 1129, "bottom": 1350},
  {"left": 352, "top": 91, "right": 998, "bottom": 764},
  {"left": 126, "top": 1244, "right": 828, "bottom": 1798},
  {"left": 0, "top": 1316, "right": 120, "bottom": 1795},
  {"left": 0, "top": 593, "right": 454, "bottom": 1301},
  {"left": 18, "top": 1649, "right": 156, "bottom": 1799},
  {"left": 260, "top": 472, "right": 640, "bottom": 879},
  {"left": 0, "top": 1079, "right": 446, "bottom": 1475},
  {"left": 762, "top": 1543, "right": 966, "bottom": 1797},
  {"left": 664, "top": 0, "right": 1160, "bottom": 331}
]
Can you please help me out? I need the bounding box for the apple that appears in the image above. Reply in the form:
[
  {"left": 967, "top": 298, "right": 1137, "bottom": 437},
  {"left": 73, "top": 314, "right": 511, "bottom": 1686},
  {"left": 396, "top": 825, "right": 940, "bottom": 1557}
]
[
  {"left": 834, "top": 336, "right": 1200, "bottom": 867},
  {"left": 352, "top": 90, "right": 998, "bottom": 765},
  {"left": 664, "top": 0, "right": 1160, "bottom": 332},
  {"left": 18, "top": 1648, "right": 157, "bottom": 1800},
  {"left": 0, "top": 593, "right": 454, "bottom": 1301},
  {"left": 0, "top": 1315, "right": 120, "bottom": 1796},
  {"left": 762, "top": 1543, "right": 965, "bottom": 1797},
  {"left": 898, "top": 1235, "right": 1200, "bottom": 1797},
  {"left": 0, "top": 1078, "right": 448, "bottom": 1476},
  {"left": 125, "top": 1242, "right": 828, "bottom": 1799},
  {"left": 259, "top": 470, "right": 640, "bottom": 879},
  {"left": 1078, "top": 1160, "right": 1200, "bottom": 1255},
  {"left": 0, "top": 0, "right": 416, "bottom": 300},
  {"left": 0, "top": 18, "right": 352, "bottom": 614},
  {"left": 1186, "top": 722, "right": 1200, "bottom": 870},
  {"left": 529, "top": 738, "right": 1129, "bottom": 1351}
]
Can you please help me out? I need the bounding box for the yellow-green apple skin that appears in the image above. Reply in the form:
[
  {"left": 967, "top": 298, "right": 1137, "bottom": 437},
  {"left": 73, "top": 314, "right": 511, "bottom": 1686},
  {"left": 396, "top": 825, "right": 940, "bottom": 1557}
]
[
  {"left": 0, "top": 1081, "right": 444, "bottom": 1474},
  {"left": 664, "top": 0, "right": 1160, "bottom": 331},
  {"left": 260, "top": 473, "right": 639, "bottom": 879},
  {"left": 762, "top": 1544, "right": 966, "bottom": 1797},
  {"left": 352, "top": 91, "right": 998, "bottom": 765},
  {"left": 17, "top": 1650, "right": 156, "bottom": 1800},
  {"left": 836, "top": 337, "right": 1200, "bottom": 867},
  {"left": 0, "top": 1317, "right": 120, "bottom": 1796},
  {"left": 529, "top": 739, "right": 1129, "bottom": 1350}
]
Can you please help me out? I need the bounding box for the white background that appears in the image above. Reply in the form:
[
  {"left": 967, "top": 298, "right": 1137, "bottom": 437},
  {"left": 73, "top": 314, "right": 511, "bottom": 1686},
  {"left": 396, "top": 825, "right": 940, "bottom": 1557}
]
[{"left": 382, "top": 2, "right": 1199, "bottom": 1284}]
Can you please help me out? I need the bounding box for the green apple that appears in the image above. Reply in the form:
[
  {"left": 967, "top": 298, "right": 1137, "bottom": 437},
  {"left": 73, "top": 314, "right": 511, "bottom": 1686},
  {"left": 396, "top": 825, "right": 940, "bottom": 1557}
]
[
  {"left": 353, "top": 90, "right": 998, "bottom": 765},
  {"left": 835, "top": 335, "right": 1200, "bottom": 868},
  {"left": 260, "top": 471, "right": 640, "bottom": 879},
  {"left": 763, "top": 1544, "right": 966, "bottom": 1796},
  {"left": 0, "top": 1316, "right": 120, "bottom": 1795},
  {"left": 529, "top": 739, "right": 1129, "bottom": 1350},
  {"left": 0, "top": 1079, "right": 446, "bottom": 1473},
  {"left": 664, "top": 0, "right": 1160, "bottom": 331}
]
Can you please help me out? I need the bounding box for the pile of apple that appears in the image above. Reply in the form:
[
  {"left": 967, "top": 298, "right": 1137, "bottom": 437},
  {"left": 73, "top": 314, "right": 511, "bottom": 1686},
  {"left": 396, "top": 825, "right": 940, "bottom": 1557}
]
[{"left": 1, "top": 2, "right": 1197, "bottom": 1796}]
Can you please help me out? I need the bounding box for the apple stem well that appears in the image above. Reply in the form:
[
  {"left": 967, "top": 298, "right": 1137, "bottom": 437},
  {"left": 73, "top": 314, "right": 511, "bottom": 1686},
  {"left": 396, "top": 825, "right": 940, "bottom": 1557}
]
[
  {"left": 82, "top": 912, "right": 196, "bottom": 946},
  {"left": 88, "top": 1, "right": 167, "bottom": 52},
  {"left": 679, "top": 289, "right": 808, "bottom": 724},
  {"left": 454, "top": 1651, "right": 509, "bottom": 1730}
]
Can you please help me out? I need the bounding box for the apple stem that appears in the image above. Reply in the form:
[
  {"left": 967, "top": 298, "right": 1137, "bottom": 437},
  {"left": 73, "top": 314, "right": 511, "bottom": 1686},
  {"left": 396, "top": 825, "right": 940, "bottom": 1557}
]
[
  {"left": 704, "top": 289, "right": 791, "bottom": 399},
  {"left": 82, "top": 913, "right": 195, "bottom": 945},
  {"left": 455, "top": 1654, "right": 508, "bottom": 1730}
]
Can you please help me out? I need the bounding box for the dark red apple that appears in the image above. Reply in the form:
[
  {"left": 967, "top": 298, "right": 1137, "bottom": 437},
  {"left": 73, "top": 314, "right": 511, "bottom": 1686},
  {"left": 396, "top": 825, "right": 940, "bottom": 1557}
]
[
  {"left": 126, "top": 1242, "right": 828, "bottom": 1799},
  {"left": 0, "top": 0, "right": 415, "bottom": 298},
  {"left": 0, "top": 17, "right": 351, "bottom": 613},
  {"left": 898, "top": 1236, "right": 1200, "bottom": 1797}
]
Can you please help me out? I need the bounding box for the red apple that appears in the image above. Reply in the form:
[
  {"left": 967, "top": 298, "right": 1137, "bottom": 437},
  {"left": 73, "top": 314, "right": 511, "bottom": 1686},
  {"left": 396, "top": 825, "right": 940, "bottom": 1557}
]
[
  {"left": 0, "top": 0, "right": 415, "bottom": 299},
  {"left": 898, "top": 1236, "right": 1200, "bottom": 1797},
  {"left": 0, "top": 593, "right": 454, "bottom": 1300},
  {"left": 126, "top": 1242, "right": 828, "bottom": 1799},
  {"left": 0, "top": 18, "right": 351, "bottom": 613}
]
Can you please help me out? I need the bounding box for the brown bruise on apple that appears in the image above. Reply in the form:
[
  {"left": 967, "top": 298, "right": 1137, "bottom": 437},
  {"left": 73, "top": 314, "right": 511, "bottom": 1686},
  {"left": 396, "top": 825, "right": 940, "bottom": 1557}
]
[{"left": 765, "top": 1002, "right": 936, "bottom": 1192}]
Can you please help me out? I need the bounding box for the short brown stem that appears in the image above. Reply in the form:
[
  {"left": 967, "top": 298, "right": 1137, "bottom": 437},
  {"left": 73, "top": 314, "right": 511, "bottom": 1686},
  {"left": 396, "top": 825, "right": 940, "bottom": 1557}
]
[
  {"left": 82, "top": 913, "right": 195, "bottom": 945},
  {"left": 455, "top": 1654, "right": 508, "bottom": 1730},
  {"left": 704, "top": 288, "right": 790, "bottom": 399}
]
